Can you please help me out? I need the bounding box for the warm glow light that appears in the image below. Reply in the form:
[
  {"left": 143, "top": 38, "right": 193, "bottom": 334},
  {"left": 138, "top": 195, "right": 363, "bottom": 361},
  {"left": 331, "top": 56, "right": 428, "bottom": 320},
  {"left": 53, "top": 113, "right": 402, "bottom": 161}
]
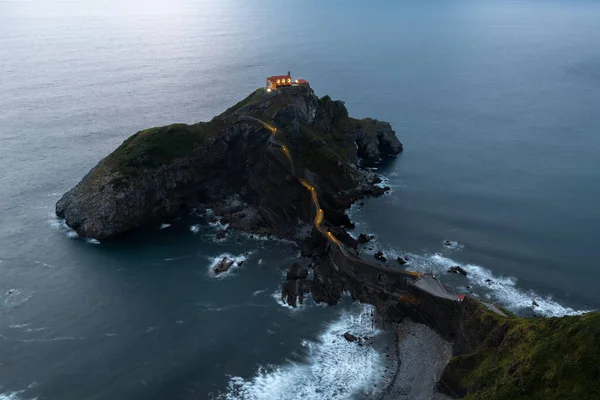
[
  {"left": 276, "top": 79, "right": 280, "bottom": 84},
  {"left": 295, "top": 80, "right": 299, "bottom": 83},
  {"left": 267, "top": 88, "right": 272, "bottom": 92},
  {"left": 287, "top": 78, "right": 291, "bottom": 83}
]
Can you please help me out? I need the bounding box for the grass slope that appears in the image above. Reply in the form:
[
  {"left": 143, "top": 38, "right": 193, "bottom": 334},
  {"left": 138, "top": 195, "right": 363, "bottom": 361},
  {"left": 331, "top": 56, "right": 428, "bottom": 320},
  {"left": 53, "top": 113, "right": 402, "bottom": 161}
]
[{"left": 445, "top": 307, "right": 600, "bottom": 400}]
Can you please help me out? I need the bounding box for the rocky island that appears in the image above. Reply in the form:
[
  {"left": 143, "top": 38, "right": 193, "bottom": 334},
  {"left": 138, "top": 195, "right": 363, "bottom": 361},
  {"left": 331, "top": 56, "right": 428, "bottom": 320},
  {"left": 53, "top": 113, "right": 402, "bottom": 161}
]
[{"left": 56, "top": 84, "right": 599, "bottom": 399}]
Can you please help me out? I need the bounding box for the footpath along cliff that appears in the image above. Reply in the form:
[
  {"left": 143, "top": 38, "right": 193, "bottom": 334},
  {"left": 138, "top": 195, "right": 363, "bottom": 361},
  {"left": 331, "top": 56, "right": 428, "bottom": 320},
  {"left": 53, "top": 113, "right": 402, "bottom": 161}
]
[
  {"left": 56, "top": 84, "right": 599, "bottom": 400},
  {"left": 56, "top": 85, "right": 400, "bottom": 241}
]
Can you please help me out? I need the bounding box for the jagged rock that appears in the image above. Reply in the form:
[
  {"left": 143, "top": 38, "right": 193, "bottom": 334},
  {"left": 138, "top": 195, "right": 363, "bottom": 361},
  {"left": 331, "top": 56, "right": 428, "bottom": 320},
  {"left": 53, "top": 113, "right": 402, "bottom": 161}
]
[
  {"left": 56, "top": 85, "right": 402, "bottom": 241},
  {"left": 449, "top": 266, "right": 467, "bottom": 276},
  {"left": 374, "top": 251, "right": 387, "bottom": 262},
  {"left": 344, "top": 332, "right": 359, "bottom": 342},
  {"left": 286, "top": 263, "right": 308, "bottom": 280},
  {"left": 397, "top": 256, "right": 408, "bottom": 265},
  {"left": 532, "top": 300, "right": 539, "bottom": 307},
  {"left": 358, "top": 233, "right": 373, "bottom": 243},
  {"left": 213, "top": 257, "right": 234, "bottom": 275}
]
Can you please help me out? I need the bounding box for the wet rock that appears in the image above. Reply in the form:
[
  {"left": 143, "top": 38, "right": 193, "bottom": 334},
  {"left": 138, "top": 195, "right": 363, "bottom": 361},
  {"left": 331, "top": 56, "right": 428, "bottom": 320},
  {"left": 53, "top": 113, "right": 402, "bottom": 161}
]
[
  {"left": 485, "top": 279, "right": 493, "bottom": 285},
  {"left": 219, "top": 217, "right": 230, "bottom": 225},
  {"left": 448, "top": 265, "right": 468, "bottom": 276},
  {"left": 213, "top": 257, "right": 234, "bottom": 275},
  {"left": 358, "top": 233, "right": 373, "bottom": 244},
  {"left": 344, "top": 332, "right": 359, "bottom": 342},
  {"left": 532, "top": 300, "right": 539, "bottom": 307},
  {"left": 215, "top": 230, "right": 227, "bottom": 240},
  {"left": 286, "top": 262, "right": 308, "bottom": 281},
  {"left": 374, "top": 251, "right": 387, "bottom": 262},
  {"left": 397, "top": 256, "right": 408, "bottom": 265}
]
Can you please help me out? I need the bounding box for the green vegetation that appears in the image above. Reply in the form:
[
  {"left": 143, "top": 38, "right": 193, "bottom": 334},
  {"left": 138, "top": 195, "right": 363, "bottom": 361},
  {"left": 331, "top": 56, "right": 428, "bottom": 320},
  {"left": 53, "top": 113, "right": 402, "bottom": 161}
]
[
  {"left": 105, "top": 122, "right": 219, "bottom": 171},
  {"left": 293, "top": 123, "right": 355, "bottom": 190},
  {"left": 224, "top": 88, "right": 266, "bottom": 114},
  {"left": 444, "top": 306, "right": 600, "bottom": 400}
]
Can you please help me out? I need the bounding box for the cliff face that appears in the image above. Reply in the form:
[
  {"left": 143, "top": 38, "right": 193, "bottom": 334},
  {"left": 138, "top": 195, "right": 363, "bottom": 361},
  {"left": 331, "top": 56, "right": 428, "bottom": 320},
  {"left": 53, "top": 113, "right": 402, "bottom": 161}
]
[{"left": 56, "top": 85, "right": 402, "bottom": 240}]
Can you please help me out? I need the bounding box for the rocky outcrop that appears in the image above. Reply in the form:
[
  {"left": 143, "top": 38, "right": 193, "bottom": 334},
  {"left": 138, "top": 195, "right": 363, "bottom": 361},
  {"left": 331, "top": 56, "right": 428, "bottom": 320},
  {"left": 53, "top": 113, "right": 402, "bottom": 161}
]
[
  {"left": 448, "top": 266, "right": 467, "bottom": 276},
  {"left": 56, "top": 85, "right": 403, "bottom": 240},
  {"left": 213, "top": 257, "right": 235, "bottom": 275},
  {"left": 343, "top": 332, "right": 359, "bottom": 342},
  {"left": 281, "top": 262, "right": 311, "bottom": 307},
  {"left": 358, "top": 233, "right": 373, "bottom": 243}
]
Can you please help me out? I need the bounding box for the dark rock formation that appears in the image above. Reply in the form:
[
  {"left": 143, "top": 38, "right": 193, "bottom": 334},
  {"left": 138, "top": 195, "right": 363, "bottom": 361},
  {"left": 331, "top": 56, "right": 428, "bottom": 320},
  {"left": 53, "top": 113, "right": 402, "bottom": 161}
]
[
  {"left": 281, "top": 263, "right": 311, "bottom": 307},
  {"left": 344, "top": 332, "right": 359, "bottom": 342},
  {"left": 215, "top": 230, "right": 227, "bottom": 240},
  {"left": 448, "top": 266, "right": 467, "bottom": 276},
  {"left": 286, "top": 262, "right": 308, "bottom": 280},
  {"left": 213, "top": 257, "right": 234, "bottom": 275},
  {"left": 374, "top": 251, "right": 387, "bottom": 262},
  {"left": 56, "top": 85, "right": 403, "bottom": 240},
  {"left": 397, "top": 256, "right": 408, "bottom": 265},
  {"left": 358, "top": 233, "right": 373, "bottom": 243}
]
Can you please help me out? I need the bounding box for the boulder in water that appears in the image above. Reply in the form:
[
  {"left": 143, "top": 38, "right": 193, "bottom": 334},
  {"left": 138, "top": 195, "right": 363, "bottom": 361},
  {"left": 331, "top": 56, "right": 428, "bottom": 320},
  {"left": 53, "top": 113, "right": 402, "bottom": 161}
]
[
  {"left": 449, "top": 265, "right": 468, "bottom": 276},
  {"left": 397, "top": 256, "right": 408, "bottom": 265},
  {"left": 344, "top": 332, "right": 359, "bottom": 342},
  {"left": 374, "top": 251, "right": 387, "bottom": 262},
  {"left": 358, "top": 233, "right": 373, "bottom": 243},
  {"left": 213, "top": 257, "right": 234, "bottom": 275}
]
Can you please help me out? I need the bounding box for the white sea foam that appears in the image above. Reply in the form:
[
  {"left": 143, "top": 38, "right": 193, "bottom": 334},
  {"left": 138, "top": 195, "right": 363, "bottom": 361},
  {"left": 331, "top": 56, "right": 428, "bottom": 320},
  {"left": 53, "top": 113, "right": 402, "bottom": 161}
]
[
  {"left": 405, "top": 252, "right": 591, "bottom": 317},
  {"left": 0, "top": 387, "right": 37, "bottom": 400},
  {"left": 271, "top": 290, "right": 308, "bottom": 312},
  {"left": 218, "top": 305, "right": 383, "bottom": 400},
  {"left": 33, "top": 261, "right": 52, "bottom": 268},
  {"left": 9, "top": 323, "right": 31, "bottom": 329},
  {"left": 209, "top": 220, "right": 229, "bottom": 230},
  {"left": 207, "top": 253, "right": 249, "bottom": 279},
  {"left": 86, "top": 238, "right": 100, "bottom": 245},
  {"left": 159, "top": 223, "right": 171, "bottom": 230},
  {"left": 252, "top": 289, "right": 267, "bottom": 296},
  {"left": 3, "top": 289, "right": 34, "bottom": 309},
  {"left": 190, "top": 224, "right": 201, "bottom": 233},
  {"left": 47, "top": 213, "right": 78, "bottom": 238}
]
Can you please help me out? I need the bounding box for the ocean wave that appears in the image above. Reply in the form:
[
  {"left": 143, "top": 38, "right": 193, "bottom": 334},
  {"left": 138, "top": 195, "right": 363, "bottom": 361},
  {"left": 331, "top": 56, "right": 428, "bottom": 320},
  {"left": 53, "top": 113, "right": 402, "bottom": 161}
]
[
  {"left": 271, "top": 290, "right": 310, "bottom": 312},
  {"left": 47, "top": 213, "right": 78, "bottom": 238},
  {"left": 3, "top": 289, "right": 34, "bottom": 309},
  {"left": 405, "top": 252, "right": 591, "bottom": 317},
  {"left": 218, "top": 305, "right": 384, "bottom": 400},
  {"left": 0, "top": 383, "right": 38, "bottom": 400}
]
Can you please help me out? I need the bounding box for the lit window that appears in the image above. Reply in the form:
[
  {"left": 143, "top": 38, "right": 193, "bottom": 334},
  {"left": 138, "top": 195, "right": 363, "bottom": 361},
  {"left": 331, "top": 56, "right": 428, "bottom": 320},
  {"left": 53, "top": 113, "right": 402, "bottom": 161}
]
[
  {"left": 287, "top": 78, "right": 291, "bottom": 83},
  {"left": 276, "top": 79, "right": 280, "bottom": 84},
  {"left": 295, "top": 80, "right": 299, "bottom": 83}
]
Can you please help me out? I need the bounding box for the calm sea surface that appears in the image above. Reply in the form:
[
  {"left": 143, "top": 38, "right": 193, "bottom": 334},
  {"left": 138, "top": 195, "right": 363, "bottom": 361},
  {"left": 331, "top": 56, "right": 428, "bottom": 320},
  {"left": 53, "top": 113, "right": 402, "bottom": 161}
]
[{"left": 1, "top": 0, "right": 599, "bottom": 398}]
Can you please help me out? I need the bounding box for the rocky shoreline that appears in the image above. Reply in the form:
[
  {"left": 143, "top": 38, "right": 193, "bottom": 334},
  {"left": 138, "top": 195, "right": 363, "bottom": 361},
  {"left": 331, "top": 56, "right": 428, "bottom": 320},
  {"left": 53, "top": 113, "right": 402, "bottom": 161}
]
[
  {"left": 56, "top": 85, "right": 600, "bottom": 400},
  {"left": 56, "top": 85, "right": 401, "bottom": 242}
]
